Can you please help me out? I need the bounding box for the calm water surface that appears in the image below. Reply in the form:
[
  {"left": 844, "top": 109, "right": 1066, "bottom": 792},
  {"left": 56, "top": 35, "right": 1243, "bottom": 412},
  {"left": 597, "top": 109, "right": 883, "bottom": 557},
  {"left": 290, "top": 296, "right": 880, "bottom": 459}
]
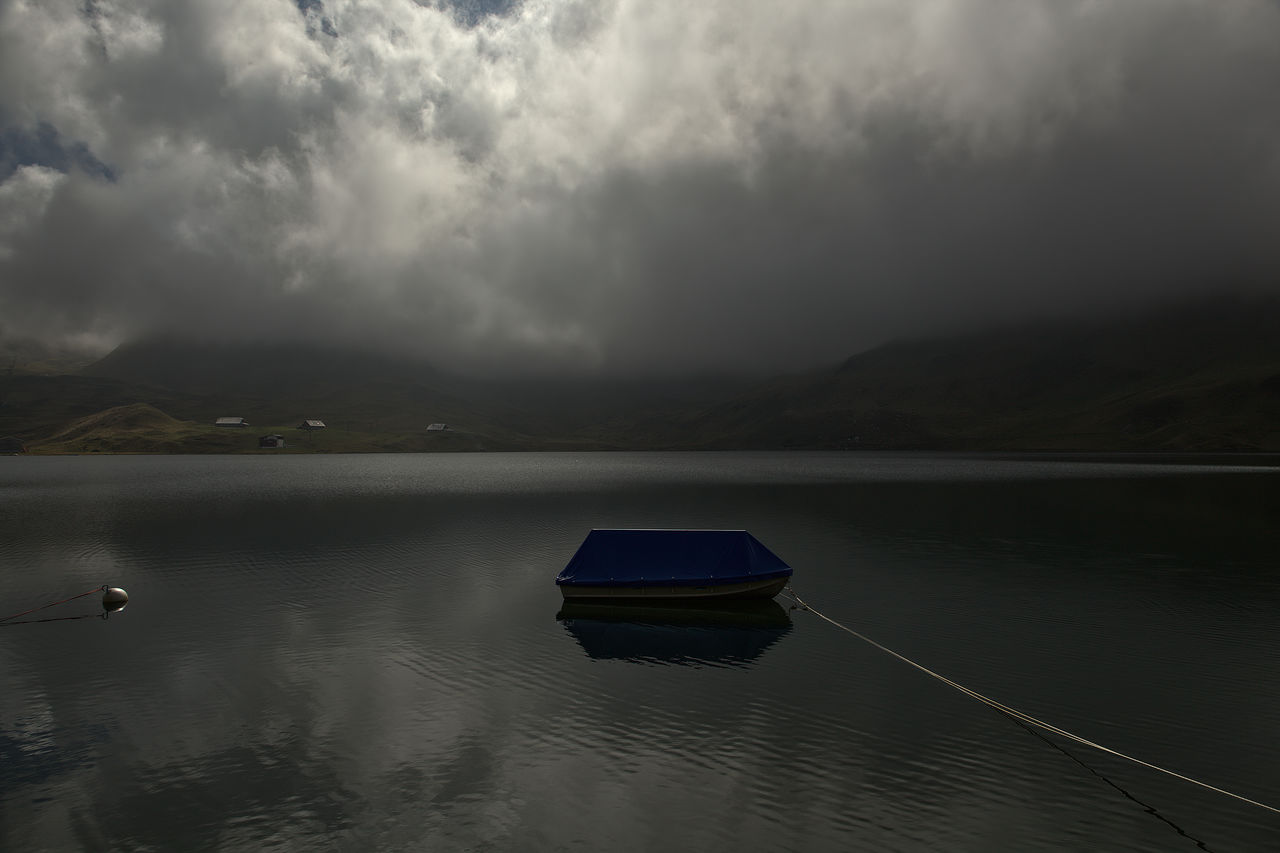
[{"left": 2, "top": 452, "right": 1279, "bottom": 851}]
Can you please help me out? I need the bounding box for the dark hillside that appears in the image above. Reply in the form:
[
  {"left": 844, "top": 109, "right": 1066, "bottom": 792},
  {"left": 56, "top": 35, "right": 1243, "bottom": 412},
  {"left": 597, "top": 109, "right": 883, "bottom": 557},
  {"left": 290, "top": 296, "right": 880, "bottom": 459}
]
[
  {"left": 675, "top": 297, "right": 1280, "bottom": 450},
  {"left": 81, "top": 339, "right": 750, "bottom": 448}
]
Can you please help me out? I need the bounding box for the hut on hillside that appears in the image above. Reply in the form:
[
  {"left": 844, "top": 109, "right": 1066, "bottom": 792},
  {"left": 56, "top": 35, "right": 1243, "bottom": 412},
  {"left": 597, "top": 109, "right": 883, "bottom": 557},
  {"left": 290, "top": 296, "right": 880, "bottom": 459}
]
[
  {"left": 297, "top": 419, "right": 326, "bottom": 430},
  {"left": 426, "top": 423, "right": 449, "bottom": 432},
  {"left": 215, "top": 417, "right": 249, "bottom": 428}
]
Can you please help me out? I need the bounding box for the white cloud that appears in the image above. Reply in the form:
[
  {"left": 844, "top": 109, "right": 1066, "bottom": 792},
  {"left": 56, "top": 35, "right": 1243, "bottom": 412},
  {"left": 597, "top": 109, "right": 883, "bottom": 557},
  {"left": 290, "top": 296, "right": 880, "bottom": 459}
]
[
  {"left": 0, "top": 164, "right": 65, "bottom": 263},
  {"left": 2, "top": 0, "right": 1279, "bottom": 374}
]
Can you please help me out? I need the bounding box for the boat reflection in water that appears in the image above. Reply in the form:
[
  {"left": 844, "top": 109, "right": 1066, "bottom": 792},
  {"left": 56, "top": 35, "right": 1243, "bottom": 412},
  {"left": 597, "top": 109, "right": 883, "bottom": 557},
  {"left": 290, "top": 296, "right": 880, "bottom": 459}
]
[{"left": 556, "top": 599, "right": 793, "bottom": 668}]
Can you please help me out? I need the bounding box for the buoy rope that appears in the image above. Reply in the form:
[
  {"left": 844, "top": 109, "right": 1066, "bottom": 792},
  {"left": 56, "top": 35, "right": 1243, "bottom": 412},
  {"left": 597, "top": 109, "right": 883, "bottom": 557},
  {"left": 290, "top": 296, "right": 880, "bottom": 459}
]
[
  {"left": 0, "top": 585, "right": 108, "bottom": 624},
  {"left": 0, "top": 612, "right": 109, "bottom": 628},
  {"left": 782, "top": 585, "right": 1280, "bottom": 816}
]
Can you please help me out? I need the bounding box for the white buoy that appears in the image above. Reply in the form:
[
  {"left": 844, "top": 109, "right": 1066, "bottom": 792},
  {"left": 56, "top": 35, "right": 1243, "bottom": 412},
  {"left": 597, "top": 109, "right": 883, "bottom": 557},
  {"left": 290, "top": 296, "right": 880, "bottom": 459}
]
[{"left": 102, "top": 587, "right": 129, "bottom": 612}]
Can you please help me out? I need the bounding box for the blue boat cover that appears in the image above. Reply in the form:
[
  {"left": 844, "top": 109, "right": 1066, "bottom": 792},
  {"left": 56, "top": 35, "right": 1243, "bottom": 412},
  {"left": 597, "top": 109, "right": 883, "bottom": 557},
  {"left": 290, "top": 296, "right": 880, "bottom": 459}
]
[{"left": 556, "top": 529, "right": 793, "bottom": 588}]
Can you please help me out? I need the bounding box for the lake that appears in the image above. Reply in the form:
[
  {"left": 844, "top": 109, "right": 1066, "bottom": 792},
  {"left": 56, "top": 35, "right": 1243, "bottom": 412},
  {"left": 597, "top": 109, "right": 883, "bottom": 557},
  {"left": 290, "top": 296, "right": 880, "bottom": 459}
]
[{"left": 2, "top": 452, "right": 1279, "bottom": 851}]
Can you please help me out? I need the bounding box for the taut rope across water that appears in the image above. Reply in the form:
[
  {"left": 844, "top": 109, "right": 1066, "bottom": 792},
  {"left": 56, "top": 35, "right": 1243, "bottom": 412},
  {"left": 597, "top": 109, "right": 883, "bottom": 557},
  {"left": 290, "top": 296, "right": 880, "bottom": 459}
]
[
  {"left": 1, "top": 585, "right": 127, "bottom": 627},
  {"left": 781, "top": 585, "right": 1280, "bottom": 817}
]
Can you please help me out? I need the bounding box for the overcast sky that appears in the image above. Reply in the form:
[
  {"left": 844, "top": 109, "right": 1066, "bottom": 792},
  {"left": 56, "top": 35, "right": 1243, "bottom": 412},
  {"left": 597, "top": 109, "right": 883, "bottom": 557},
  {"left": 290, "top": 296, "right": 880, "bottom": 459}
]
[{"left": 1, "top": 0, "right": 1278, "bottom": 376}]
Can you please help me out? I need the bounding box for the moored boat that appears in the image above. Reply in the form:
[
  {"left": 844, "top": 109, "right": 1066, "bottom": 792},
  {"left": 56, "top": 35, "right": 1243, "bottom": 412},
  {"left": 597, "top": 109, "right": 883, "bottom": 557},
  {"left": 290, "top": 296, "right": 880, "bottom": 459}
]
[{"left": 555, "top": 529, "right": 793, "bottom": 601}]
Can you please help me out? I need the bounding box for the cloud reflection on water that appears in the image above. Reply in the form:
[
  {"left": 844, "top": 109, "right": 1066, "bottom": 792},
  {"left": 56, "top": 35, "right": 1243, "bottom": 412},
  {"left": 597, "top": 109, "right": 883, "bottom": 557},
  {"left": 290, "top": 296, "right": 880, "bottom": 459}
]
[{"left": 3, "top": 454, "right": 1280, "bottom": 851}]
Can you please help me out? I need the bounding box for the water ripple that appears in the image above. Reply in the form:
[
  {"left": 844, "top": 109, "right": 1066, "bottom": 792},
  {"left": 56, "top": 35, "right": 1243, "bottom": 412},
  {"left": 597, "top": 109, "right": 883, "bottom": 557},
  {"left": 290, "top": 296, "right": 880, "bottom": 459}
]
[{"left": 3, "top": 454, "right": 1280, "bottom": 851}]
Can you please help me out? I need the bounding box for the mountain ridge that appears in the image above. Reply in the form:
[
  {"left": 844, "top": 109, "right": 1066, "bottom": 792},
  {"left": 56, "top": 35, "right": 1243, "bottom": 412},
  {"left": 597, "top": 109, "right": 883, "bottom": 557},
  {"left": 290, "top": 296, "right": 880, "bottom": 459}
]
[{"left": 5, "top": 298, "right": 1279, "bottom": 452}]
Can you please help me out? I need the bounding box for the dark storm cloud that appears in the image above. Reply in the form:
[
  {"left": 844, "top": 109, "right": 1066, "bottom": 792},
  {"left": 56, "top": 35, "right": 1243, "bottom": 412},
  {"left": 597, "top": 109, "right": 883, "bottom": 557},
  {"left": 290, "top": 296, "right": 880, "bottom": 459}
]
[{"left": 1, "top": 0, "right": 1278, "bottom": 375}]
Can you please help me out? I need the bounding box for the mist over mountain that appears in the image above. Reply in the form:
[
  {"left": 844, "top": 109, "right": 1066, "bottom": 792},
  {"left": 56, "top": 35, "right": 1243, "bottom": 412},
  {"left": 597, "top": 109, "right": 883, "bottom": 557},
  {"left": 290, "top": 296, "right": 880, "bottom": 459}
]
[
  {"left": 3, "top": 296, "right": 1277, "bottom": 453},
  {"left": 85, "top": 338, "right": 442, "bottom": 395}
]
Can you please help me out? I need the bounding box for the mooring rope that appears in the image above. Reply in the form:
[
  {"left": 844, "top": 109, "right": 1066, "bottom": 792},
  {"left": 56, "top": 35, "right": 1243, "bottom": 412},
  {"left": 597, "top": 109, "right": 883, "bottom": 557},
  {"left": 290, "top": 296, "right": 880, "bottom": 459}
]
[
  {"left": 1004, "top": 714, "right": 1215, "bottom": 851},
  {"left": 782, "top": 585, "right": 1280, "bottom": 817},
  {"left": 0, "top": 585, "right": 109, "bottom": 625}
]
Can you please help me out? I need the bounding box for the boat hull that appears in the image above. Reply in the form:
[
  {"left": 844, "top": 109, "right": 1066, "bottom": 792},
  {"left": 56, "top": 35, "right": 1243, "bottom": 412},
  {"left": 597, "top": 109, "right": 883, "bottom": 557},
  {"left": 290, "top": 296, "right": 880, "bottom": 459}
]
[{"left": 557, "top": 575, "right": 789, "bottom": 602}]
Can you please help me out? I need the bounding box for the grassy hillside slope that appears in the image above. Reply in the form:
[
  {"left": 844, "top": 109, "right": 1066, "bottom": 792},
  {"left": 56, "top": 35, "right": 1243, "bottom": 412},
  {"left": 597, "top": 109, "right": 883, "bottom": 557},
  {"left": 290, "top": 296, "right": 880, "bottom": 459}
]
[{"left": 32, "top": 403, "right": 225, "bottom": 454}]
